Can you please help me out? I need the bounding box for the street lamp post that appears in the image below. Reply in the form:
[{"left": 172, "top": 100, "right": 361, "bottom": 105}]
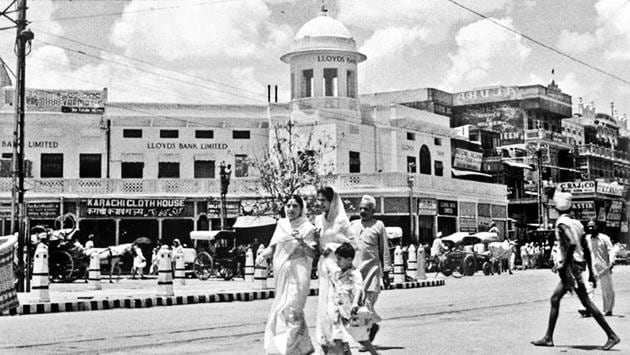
[
  {"left": 407, "top": 174, "right": 415, "bottom": 244},
  {"left": 219, "top": 161, "right": 232, "bottom": 230}
]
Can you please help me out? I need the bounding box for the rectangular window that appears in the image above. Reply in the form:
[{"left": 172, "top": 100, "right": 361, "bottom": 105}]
[
  {"left": 123, "top": 129, "right": 142, "bottom": 138},
  {"left": 232, "top": 130, "right": 251, "bottom": 139},
  {"left": 79, "top": 154, "right": 101, "bottom": 178},
  {"left": 235, "top": 154, "right": 248, "bottom": 177},
  {"left": 407, "top": 132, "right": 416, "bottom": 141},
  {"left": 434, "top": 137, "right": 442, "bottom": 146},
  {"left": 1, "top": 153, "right": 11, "bottom": 159},
  {"left": 195, "top": 130, "right": 214, "bottom": 139},
  {"left": 349, "top": 151, "right": 361, "bottom": 173},
  {"left": 407, "top": 156, "right": 417, "bottom": 173},
  {"left": 347, "top": 70, "right": 356, "bottom": 98},
  {"left": 302, "top": 69, "right": 313, "bottom": 98},
  {"left": 434, "top": 161, "right": 444, "bottom": 176},
  {"left": 158, "top": 162, "right": 180, "bottom": 178},
  {"left": 323, "top": 68, "right": 338, "bottom": 97},
  {"left": 160, "top": 129, "right": 179, "bottom": 139},
  {"left": 41, "top": 153, "right": 63, "bottom": 178},
  {"left": 194, "top": 160, "right": 215, "bottom": 178},
  {"left": 291, "top": 73, "right": 295, "bottom": 100},
  {"left": 121, "top": 162, "right": 144, "bottom": 178}
]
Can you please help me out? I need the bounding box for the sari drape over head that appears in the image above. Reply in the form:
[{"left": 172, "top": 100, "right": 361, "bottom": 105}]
[
  {"left": 313, "top": 186, "right": 355, "bottom": 348},
  {"left": 263, "top": 203, "right": 316, "bottom": 355}
]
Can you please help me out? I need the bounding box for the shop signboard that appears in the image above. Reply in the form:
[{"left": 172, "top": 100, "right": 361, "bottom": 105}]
[
  {"left": 596, "top": 182, "right": 624, "bottom": 196},
  {"left": 27, "top": 202, "right": 60, "bottom": 219},
  {"left": 557, "top": 181, "right": 595, "bottom": 194},
  {"left": 453, "top": 148, "right": 483, "bottom": 171},
  {"left": 606, "top": 201, "right": 623, "bottom": 227},
  {"left": 207, "top": 199, "right": 241, "bottom": 218},
  {"left": 417, "top": 199, "right": 437, "bottom": 216},
  {"left": 438, "top": 200, "right": 458, "bottom": 216},
  {"left": 84, "top": 198, "right": 187, "bottom": 217},
  {"left": 459, "top": 217, "right": 477, "bottom": 233},
  {"left": 22, "top": 89, "right": 107, "bottom": 113},
  {"left": 597, "top": 207, "right": 607, "bottom": 222},
  {"left": 573, "top": 200, "right": 596, "bottom": 221}
]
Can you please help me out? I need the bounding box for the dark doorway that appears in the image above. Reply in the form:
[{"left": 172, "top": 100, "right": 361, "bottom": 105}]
[
  {"left": 163, "top": 219, "right": 194, "bottom": 248},
  {"left": 78, "top": 219, "right": 116, "bottom": 247}
]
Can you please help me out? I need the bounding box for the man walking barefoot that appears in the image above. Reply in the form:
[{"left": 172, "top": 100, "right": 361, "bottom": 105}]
[
  {"left": 531, "top": 191, "right": 620, "bottom": 351},
  {"left": 350, "top": 195, "right": 391, "bottom": 350}
]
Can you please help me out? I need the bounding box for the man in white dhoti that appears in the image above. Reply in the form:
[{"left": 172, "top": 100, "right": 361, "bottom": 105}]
[
  {"left": 578, "top": 220, "right": 616, "bottom": 317},
  {"left": 350, "top": 195, "right": 391, "bottom": 347}
]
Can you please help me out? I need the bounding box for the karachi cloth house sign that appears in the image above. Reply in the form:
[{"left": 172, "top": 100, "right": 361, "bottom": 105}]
[{"left": 84, "top": 198, "right": 186, "bottom": 217}]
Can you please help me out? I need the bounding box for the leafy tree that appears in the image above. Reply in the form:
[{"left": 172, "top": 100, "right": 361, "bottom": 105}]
[{"left": 249, "top": 119, "right": 335, "bottom": 216}]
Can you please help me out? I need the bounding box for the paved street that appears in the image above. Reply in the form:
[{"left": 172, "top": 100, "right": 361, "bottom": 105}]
[{"left": 1, "top": 266, "right": 628, "bottom": 354}]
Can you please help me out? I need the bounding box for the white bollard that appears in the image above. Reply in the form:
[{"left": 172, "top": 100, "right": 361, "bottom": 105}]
[
  {"left": 244, "top": 247, "right": 254, "bottom": 282},
  {"left": 174, "top": 251, "right": 186, "bottom": 286},
  {"left": 88, "top": 253, "right": 102, "bottom": 290},
  {"left": 406, "top": 244, "right": 417, "bottom": 280},
  {"left": 157, "top": 246, "right": 174, "bottom": 296},
  {"left": 417, "top": 245, "right": 427, "bottom": 280},
  {"left": 254, "top": 244, "right": 268, "bottom": 289},
  {"left": 31, "top": 243, "right": 50, "bottom": 302},
  {"left": 393, "top": 245, "right": 404, "bottom": 284}
]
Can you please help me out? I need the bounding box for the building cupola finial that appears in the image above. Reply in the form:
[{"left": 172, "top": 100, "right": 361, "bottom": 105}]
[{"left": 320, "top": 0, "right": 328, "bottom": 15}]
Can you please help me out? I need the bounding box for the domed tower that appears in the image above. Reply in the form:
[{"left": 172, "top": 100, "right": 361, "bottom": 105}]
[{"left": 281, "top": 7, "right": 366, "bottom": 117}]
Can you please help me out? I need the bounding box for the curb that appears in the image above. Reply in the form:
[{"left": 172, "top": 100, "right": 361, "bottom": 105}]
[{"left": 0, "top": 279, "right": 444, "bottom": 317}]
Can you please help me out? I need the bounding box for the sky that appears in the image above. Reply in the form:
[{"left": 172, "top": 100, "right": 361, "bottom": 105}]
[{"left": 0, "top": 0, "right": 629, "bottom": 120}]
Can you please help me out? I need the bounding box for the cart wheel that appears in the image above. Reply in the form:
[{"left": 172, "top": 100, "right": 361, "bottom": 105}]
[
  {"left": 194, "top": 252, "right": 213, "bottom": 280},
  {"left": 49, "top": 250, "right": 74, "bottom": 283},
  {"left": 451, "top": 263, "right": 464, "bottom": 278},
  {"left": 220, "top": 266, "right": 235, "bottom": 281},
  {"left": 462, "top": 254, "right": 477, "bottom": 276},
  {"left": 482, "top": 261, "right": 492, "bottom": 275}
]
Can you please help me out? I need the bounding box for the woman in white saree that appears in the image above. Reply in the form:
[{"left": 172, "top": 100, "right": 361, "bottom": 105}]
[
  {"left": 259, "top": 195, "right": 317, "bottom": 355},
  {"left": 314, "top": 186, "right": 355, "bottom": 354}
]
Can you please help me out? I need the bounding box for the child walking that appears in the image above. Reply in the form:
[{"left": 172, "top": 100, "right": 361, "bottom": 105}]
[{"left": 330, "top": 242, "right": 378, "bottom": 355}]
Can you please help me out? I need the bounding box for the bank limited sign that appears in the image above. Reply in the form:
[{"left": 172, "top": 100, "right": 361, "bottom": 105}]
[{"left": 557, "top": 181, "right": 595, "bottom": 194}]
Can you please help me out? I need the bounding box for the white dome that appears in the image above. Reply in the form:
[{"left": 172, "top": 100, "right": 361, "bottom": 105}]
[{"left": 295, "top": 15, "right": 352, "bottom": 39}]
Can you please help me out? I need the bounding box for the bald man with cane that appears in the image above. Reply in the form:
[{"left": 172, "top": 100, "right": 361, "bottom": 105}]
[{"left": 350, "top": 195, "right": 391, "bottom": 350}]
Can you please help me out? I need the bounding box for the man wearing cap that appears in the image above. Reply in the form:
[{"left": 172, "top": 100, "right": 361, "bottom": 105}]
[
  {"left": 578, "top": 220, "right": 615, "bottom": 317},
  {"left": 488, "top": 221, "right": 499, "bottom": 235},
  {"left": 532, "top": 191, "right": 620, "bottom": 350},
  {"left": 350, "top": 195, "right": 391, "bottom": 347}
]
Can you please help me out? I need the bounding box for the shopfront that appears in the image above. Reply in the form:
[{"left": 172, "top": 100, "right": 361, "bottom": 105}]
[
  {"left": 417, "top": 198, "right": 436, "bottom": 244},
  {"left": 437, "top": 200, "right": 457, "bottom": 236}
]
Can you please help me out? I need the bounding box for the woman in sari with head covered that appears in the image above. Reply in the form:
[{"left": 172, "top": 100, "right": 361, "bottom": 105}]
[
  {"left": 314, "top": 186, "right": 355, "bottom": 354},
  {"left": 259, "top": 195, "right": 317, "bottom": 355}
]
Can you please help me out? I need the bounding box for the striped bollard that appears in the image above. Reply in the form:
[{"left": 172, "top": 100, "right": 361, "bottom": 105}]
[
  {"left": 157, "top": 246, "right": 174, "bottom": 296},
  {"left": 393, "top": 245, "right": 404, "bottom": 284},
  {"left": 31, "top": 243, "right": 50, "bottom": 302},
  {"left": 417, "top": 246, "right": 427, "bottom": 280},
  {"left": 254, "top": 244, "right": 268, "bottom": 289},
  {"left": 244, "top": 247, "right": 254, "bottom": 282},
  {"left": 406, "top": 244, "right": 417, "bottom": 280},
  {"left": 174, "top": 251, "right": 186, "bottom": 286},
  {"left": 88, "top": 253, "right": 102, "bottom": 290}
]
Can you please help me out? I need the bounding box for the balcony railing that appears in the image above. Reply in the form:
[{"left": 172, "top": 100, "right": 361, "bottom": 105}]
[
  {"left": 578, "top": 144, "right": 630, "bottom": 163},
  {"left": 0, "top": 173, "right": 508, "bottom": 200}
]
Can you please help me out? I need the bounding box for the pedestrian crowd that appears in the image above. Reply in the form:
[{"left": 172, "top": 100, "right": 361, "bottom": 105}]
[{"left": 260, "top": 186, "right": 390, "bottom": 355}]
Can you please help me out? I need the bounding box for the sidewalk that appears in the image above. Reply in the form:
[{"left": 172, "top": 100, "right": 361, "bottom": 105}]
[{"left": 1, "top": 275, "right": 445, "bottom": 317}]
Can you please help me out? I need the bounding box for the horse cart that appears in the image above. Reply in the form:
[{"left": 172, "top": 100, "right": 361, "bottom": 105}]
[
  {"left": 462, "top": 232, "right": 501, "bottom": 276},
  {"left": 190, "top": 230, "right": 247, "bottom": 281},
  {"left": 28, "top": 224, "right": 89, "bottom": 283}
]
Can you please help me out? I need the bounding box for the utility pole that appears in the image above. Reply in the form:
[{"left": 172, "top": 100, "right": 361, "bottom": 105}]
[{"left": 9, "top": 0, "right": 32, "bottom": 292}]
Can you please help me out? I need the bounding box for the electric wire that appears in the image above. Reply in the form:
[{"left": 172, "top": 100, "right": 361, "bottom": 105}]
[{"left": 444, "top": 0, "right": 630, "bottom": 86}]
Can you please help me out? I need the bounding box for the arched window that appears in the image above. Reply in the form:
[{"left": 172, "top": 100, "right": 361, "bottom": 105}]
[{"left": 419, "top": 145, "right": 431, "bottom": 175}]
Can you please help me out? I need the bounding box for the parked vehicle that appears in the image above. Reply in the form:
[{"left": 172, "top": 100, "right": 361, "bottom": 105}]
[
  {"left": 614, "top": 243, "right": 630, "bottom": 265},
  {"left": 463, "top": 232, "right": 501, "bottom": 276},
  {"left": 190, "top": 230, "right": 247, "bottom": 281}
]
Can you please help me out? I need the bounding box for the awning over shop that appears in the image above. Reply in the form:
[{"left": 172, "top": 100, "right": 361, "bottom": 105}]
[
  {"left": 503, "top": 160, "right": 533, "bottom": 170},
  {"left": 451, "top": 168, "right": 493, "bottom": 178},
  {"left": 232, "top": 215, "right": 277, "bottom": 228},
  {"left": 194, "top": 154, "right": 215, "bottom": 161},
  {"left": 158, "top": 154, "right": 180, "bottom": 162},
  {"left": 120, "top": 153, "right": 144, "bottom": 162}
]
